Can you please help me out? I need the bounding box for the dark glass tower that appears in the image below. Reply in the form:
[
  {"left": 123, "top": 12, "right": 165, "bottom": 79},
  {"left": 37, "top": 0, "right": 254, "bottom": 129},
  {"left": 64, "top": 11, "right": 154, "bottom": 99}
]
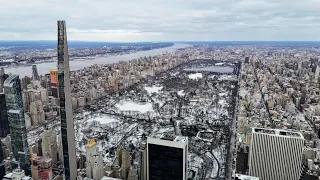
[
  {"left": 0, "top": 94, "right": 9, "bottom": 137},
  {"left": 3, "top": 75, "right": 30, "bottom": 175},
  {"left": 148, "top": 144, "right": 184, "bottom": 180},
  {"left": 147, "top": 137, "right": 188, "bottom": 180},
  {"left": 57, "top": 20, "right": 77, "bottom": 180},
  {"left": 0, "top": 68, "right": 10, "bottom": 138},
  {"left": 0, "top": 143, "right": 5, "bottom": 179},
  {"left": 0, "top": 68, "right": 4, "bottom": 93}
]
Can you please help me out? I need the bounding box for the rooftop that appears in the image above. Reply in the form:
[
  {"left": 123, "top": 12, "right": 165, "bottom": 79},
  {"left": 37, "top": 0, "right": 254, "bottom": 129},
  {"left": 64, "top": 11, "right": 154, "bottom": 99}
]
[
  {"left": 159, "top": 134, "right": 187, "bottom": 143},
  {"left": 86, "top": 139, "right": 96, "bottom": 148},
  {"left": 3, "top": 74, "right": 19, "bottom": 87},
  {"left": 253, "top": 127, "right": 304, "bottom": 138},
  {"left": 174, "top": 136, "right": 187, "bottom": 143},
  {"left": 235, "top": 173, "right": 259, "bottom": 180},
  {"left": 8, "top": 109, "right": 23, "bottom": 114},
  {"left": 100, "top": 177, "right": 122, "bottom": 180}
]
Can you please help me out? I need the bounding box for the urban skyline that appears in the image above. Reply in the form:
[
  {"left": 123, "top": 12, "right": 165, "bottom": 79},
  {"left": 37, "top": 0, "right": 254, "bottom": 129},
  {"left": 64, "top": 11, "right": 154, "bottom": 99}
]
[{"left": 0, "top": 5, "right": 320, "bottom": 178}]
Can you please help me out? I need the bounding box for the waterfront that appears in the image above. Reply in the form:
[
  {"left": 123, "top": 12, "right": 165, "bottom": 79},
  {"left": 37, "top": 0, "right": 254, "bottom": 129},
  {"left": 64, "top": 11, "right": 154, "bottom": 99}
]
[{"left": 3, "top": 43, "right": 191, "bottom": 77}]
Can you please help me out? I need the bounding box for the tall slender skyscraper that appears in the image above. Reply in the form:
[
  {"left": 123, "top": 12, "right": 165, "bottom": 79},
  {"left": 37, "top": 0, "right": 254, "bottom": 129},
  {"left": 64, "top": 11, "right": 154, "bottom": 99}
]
[
  {"left": 0, "top": 67, "right": 5, "bottom": 93},
  {"left": 0, "top": 68, "right": 10, "bottom": 138},
  {"left": 0, "top": 93, "right": 10, "bottom": 137},
  {"left": 32, "top": 65, "right": 40, "bottom": 81},
  {"left": 3, "top": 75, "right": 30, "bottom": 175},
  {"left": 57, "top": 20, "right": 77, "bottom": 180}
]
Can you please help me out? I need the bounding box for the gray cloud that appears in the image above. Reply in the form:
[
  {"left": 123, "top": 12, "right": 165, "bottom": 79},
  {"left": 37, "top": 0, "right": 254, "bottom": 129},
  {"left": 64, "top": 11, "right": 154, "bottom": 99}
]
[{"left": 0, "top": 0, "right": 319, "bottom": 41}]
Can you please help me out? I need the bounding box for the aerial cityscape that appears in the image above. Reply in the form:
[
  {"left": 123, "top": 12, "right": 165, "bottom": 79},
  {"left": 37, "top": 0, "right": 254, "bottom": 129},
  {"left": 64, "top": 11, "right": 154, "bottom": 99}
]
[{"left": 1, "top": 0, "right": 320, "bottom": 180}]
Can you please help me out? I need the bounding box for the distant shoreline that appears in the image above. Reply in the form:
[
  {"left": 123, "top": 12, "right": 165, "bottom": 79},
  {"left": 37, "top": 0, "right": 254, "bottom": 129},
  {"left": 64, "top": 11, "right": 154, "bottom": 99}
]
[{"left": 1, "top": 43, "right": 175, "bottom": 69}]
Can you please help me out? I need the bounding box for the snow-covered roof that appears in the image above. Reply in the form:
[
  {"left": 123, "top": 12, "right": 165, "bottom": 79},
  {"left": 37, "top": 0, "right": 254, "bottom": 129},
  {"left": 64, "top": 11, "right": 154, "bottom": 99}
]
[
  {"left": 100, "top": 176, "right": 122, "bottom": 180},
  {"left": 8, "top": 109, "right": 22, "bottom": 114},
  {"left": 235, "top": 173, "right": 259, "bottom": 180}
]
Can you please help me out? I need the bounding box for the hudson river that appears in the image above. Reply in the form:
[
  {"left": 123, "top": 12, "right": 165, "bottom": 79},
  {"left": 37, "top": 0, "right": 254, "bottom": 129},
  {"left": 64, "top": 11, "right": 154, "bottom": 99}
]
[{"left": 4, "top": 43, "right": 191, "bottom": 77}]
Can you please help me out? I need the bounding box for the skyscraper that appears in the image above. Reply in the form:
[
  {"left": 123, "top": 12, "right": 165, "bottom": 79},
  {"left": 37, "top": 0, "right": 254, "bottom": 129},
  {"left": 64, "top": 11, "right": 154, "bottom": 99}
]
[
  {"left": 0, "top": 68, "right": 10, "bottom": 138},
  {"left": 139, "top": 141, "right": 147, "bottom": 180},
  {"left": 0, "top": 68, "right": 9, "bottom": 93},
  {"left": 0, "top": 144, "right": 5, "bottom": 179},
  {"left": 32, "top": 65, "right": 40, "bottom": 81},
  {"left": 49, "top": 70, "right": 58, "bottom": 98},
  {"left": 147, "top": 135, "right": 188, "bottom": 180},
  {"left": 0, "top": 67, "right": 5, "bottom": 93},
  {"left": 57, "top": 20, "right": 77, "bottom": 180},
  {"left": 41, "top": 129, "right": 58, "bottom": 166},
  {"left": 0, "top": 93, "right": 10, "bottom": 137},
  {"left": 3, "top": 75, "right": 30, "bottom": 175},
  {"left": 248, "top": 128, "right": 304, "bottom": 180},
  {"left": 85, "top": 139, "right": 104, "bottom": 180}
]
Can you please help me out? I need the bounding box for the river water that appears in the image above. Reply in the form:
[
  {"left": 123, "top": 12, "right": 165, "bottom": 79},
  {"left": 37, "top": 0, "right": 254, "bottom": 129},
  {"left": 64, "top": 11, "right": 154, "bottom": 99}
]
[{"left": 4, "top": 43, "right": 191, "bottom": 77}]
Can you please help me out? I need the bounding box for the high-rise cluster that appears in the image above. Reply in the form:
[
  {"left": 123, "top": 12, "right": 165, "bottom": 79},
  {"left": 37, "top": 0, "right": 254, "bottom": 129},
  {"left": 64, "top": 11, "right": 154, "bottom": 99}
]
[{"left": 3, "top": 75, "right": 30, "bottom": 175}]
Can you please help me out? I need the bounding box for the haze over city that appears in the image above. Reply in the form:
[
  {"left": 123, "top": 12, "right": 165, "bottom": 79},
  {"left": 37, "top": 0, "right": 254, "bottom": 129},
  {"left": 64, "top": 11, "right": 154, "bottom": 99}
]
[
  {"left": 0, "top": 0, "right": 320, "bottom": 180},
  {"left": 1, "top": 0, "right": 320, "bottom": 41}
]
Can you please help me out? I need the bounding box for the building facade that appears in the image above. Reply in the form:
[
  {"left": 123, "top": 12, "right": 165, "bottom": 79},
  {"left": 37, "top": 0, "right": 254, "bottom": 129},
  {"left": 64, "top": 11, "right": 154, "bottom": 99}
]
[
  {"left": 0, "top": 68, "right": 10, "bottom": 138},
  {"left": 248, "top": 128, "right": 304, "bottom": 180},
  {"left": 32, "top": 65, "right": 40, "bottom": 81},
  {"left": 41, "top": 129, "right": 58, "bottom": 165},
  {"left": 57, "top": 20, "right": 77, "bottom": 180},
  {"left": 32, "top": 156, "right": 53, "bottom": 180},
  {"left": 139, "top": 141, "right": 147, "bottom": 180},
  {"left": 3, "top": 75, "right": 30, "bottom": 175},
  {"left": 49, "top": 70, "right": 58, "bottom": 98},
  {"left": 85, "top": 139, "right": 104, "bottom": 180},
  {"left": 147, "top": 136, "right": 188, "bottom": 180},
  {"left": 0, "top": 94, "right": 10, "bottom": 137}
]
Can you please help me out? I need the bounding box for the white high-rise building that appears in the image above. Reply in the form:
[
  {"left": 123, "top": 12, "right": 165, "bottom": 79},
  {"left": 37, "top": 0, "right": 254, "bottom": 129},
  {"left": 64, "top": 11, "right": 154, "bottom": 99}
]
[
  {"left": 85, "top": 139, "right": 104, "bottom": 180},
  {"left": 147, "top": 135, "right": 188, "bottom": 180},
  {"left": 42, "top": 129, "right": 58, "bottom": 165},
  {"left": 248, "top": 128, "right": 304, "bottom": 180}
]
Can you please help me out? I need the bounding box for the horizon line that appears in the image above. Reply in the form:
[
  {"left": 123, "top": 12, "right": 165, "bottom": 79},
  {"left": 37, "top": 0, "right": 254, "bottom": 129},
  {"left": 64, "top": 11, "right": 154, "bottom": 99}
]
[{"left": 0, "top": 40, "right": 320, "bottom": 43}]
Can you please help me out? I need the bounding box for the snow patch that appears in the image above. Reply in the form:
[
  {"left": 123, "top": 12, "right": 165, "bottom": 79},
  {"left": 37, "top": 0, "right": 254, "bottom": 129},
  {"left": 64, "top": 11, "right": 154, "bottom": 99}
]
[
  {"left": 178, "top": 90, "right": 185, "bottom": 96},
  {"left": 239, "top": 89, "right": 248, "bottom": 98},
  {"left": 171, "top": 72, "right": 179, "bottom": 76},
  {"left": 144, "top": 86, "right": 163, "bottom": 94},
  {"left": 188, "top": 73, "right": 203, "bottom": 80},
  {"left": 218, "top": 99, "right": 227, "bottom": 106},
  {"left": 218, "top": 75, "right": 236, "bottom": 81},
  {"left": 116, "top": 101, "right": 154, "bottom": 113},
  {"left": 87, "top": 115, "right": 119, "bottom": 124}
]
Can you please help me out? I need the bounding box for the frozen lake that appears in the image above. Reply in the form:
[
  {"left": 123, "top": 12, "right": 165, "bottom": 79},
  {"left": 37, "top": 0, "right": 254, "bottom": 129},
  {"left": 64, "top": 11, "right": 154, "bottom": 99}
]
[
  {"left": 4, "top": 43, "right": 191, "bottom": 77},
  {"left": 184, "top": 66, "right": 234, "bottom": 73}
]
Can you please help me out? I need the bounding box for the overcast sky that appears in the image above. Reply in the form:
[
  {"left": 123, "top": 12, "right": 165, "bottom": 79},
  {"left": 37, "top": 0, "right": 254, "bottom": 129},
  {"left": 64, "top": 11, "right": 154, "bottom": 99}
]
[{"left": 0, "top": 0, "right": 320, "bottom": 41}]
